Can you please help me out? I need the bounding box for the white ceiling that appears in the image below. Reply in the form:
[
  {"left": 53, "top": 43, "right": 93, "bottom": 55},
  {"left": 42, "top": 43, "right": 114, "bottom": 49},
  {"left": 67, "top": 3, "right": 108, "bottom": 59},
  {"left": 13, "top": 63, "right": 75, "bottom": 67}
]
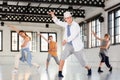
[{"left": 0, "top": 0, "right": 104, "bottom": 23}]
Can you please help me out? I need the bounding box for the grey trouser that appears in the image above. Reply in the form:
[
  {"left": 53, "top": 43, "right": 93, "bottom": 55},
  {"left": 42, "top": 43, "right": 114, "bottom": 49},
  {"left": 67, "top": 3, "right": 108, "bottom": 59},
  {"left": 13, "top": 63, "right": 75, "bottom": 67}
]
[
  {"left": 61, "top": 44, "right": 87, "bottom": 67},
  {"left": 47, "top": 53, "right": 59, "bottom": 65}
]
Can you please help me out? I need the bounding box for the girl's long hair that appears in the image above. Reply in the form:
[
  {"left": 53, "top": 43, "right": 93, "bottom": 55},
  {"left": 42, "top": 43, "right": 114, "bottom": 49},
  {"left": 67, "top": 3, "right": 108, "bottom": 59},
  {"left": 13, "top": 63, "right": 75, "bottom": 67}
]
[{"left": 19, "top": 30, "right": 31, "bottom": 40}]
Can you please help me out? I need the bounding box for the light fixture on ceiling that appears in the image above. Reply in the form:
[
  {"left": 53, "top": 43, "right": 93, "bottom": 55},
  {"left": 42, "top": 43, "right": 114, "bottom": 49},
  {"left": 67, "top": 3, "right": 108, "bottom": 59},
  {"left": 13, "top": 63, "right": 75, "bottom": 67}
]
[
  {"left": 46, "top": 23, "right": 49, "bottom": 28},
  {"left": 1, "top": 22, "right": 4, "bottom": 26},
  {"left": 99, "top": 16, "right": 104, "bottom": 22}
]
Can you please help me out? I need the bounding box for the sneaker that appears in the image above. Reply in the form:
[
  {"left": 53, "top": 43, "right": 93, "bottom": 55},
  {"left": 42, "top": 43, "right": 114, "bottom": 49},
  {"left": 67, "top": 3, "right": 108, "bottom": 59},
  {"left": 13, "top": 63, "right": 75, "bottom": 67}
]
[
  {"left": 87, "top": 69, "right": 92, "bottom": 76},
  {"left": 98, "top": 67, "right": 103, "bottom": 73},
  {"left": 98, "top": 69, "right": 103, "bottom": 73},
  {"left": 58, "top": 71, "right": 64, "bottom": 77},
  {"left": 58, "top": 73, "right": 64, "bottom": 77},
  {"left": 109, "top": 67, "right": 112, "bottom": 72}
]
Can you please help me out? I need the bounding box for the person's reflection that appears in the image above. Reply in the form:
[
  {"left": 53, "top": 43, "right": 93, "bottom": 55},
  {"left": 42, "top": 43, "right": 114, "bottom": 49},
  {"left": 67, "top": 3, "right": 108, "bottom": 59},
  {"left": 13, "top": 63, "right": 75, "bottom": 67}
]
[
  {"left": 58, "top": 77, "right": 63, "bottom": 80},
  {"left": 45, "top": 70, "right": 50, "bottom": 80},
  {"left": 24, "top": 73, "right": 32, "bottom": 80},
  {"left": 105, "top": 73, "right": 112, "bottom": 80},
  {"left": 87, "top": 75, "right": 92, "bottom": 80},
  {"left": 12, "top": 72, "right": 31, "bottom": 80},
  {"left": 98, "top": 72, "right": 112, "bottom": 80},
  {"left": 45, "top": 70, "right": 64, "bottom": 80}
]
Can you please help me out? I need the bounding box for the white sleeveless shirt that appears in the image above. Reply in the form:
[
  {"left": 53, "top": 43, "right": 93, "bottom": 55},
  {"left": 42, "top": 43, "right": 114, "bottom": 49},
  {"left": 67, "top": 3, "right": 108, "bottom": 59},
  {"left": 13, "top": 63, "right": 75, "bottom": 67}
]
[{"left": 21, "top": 38, "right": 30, "bottom": 49}]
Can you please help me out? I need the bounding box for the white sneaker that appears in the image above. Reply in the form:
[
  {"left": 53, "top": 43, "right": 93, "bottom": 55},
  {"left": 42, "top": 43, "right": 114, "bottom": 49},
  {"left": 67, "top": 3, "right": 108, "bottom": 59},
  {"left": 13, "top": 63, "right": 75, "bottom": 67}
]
[{"left": 12, "top": 69, "right": 18, "bottom": 74}]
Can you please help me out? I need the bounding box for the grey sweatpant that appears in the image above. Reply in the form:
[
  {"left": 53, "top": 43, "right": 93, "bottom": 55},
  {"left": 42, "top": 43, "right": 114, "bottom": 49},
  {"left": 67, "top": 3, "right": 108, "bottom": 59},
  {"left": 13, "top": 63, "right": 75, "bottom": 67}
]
[
  {"left": 61, "top": 44, "right": 87, "bottom": 67},
  {"left": 47, "top": 53, "right": 59, "bottom": 65}
]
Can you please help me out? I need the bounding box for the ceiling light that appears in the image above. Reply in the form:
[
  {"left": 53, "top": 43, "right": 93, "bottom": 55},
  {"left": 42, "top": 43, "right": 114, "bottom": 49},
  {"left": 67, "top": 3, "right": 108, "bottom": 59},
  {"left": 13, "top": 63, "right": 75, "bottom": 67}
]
[
  {"left": 46, "top": 23, "right": 49, "bottom": 28},
  {"left": 1, "top": 22, "right": 4, "bottom": 26}
]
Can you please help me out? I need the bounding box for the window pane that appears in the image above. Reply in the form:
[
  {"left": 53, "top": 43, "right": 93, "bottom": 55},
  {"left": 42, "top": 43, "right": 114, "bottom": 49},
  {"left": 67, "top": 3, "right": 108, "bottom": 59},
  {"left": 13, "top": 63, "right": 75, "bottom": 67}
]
[
  {"left": 0, "top": 31, "right": 2, "bottom": 51},
  {"left": 115, "top": 9, "right": 120, "bottom": 17},
  {"left": 79, "top": 23, "right": 87, "bottom": 48},
  {"left": 109, "top": 12, "right": 114, "bottom": 20},
  {"left": 111, "top": 37, "right": 114, "bottom": 44},
  {"left": 26, "top": 32, "right": 32, "bottom": 51},
  {"left": 108, "top": 11, "right": 115, "bottom": 44},
  {"left": 109, "top": 21, "right": 114, "bottom": 28},
  {"left": 115, "top": 9, "right": 120, "bottom": 43},
  {"left": 0, "top": 32, "right": 1, "bottom": 50},
  {"left": 92, "top": 20, "right": 95, "bottom": 27},
  {"left": 92, "top": 40, "right": 95, "bottom": 47},
  {"left": 109, "top": 28, "right": 114, "bottom": 36},
  {"left": 11, "top": 32, "right": 18, "bottom": 51},
  {"left": 90, "top": 18, "right": 101, "bottom": 48},
  {"left": 115, "top": 27, "right": 120, "bottom": 35},
  {"left": 115, "top": 35, "right": 120, "bottom": 43},
  {"left": 19, "top": 35, "right": 23, "bottom": 50},
  {"left": 108, "top": 8, "right": 120, "bottom": 44},
  {"left": 31, "top": 32, "right": 37, "bottom": 52},
  {"left": 96, "top": 32, "right": 101, "bottom": 46},
  {"left": 115, "top": 18, "right": 120, "bottom": 27},
  {"left": 40, "top": 33, "right": 48, "bottom": 51}
]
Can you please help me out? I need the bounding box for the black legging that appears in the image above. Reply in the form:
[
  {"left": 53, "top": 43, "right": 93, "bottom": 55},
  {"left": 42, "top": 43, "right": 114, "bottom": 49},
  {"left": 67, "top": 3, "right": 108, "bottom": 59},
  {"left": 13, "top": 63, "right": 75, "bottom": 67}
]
[{"left": 100, "top": 53, "right": 111, "bottom": 68}]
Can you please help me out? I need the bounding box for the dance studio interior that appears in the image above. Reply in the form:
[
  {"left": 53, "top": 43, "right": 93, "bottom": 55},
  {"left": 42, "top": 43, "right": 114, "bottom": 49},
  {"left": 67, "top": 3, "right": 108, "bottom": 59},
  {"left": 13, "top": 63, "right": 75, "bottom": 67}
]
[{"left": 0, "top": 0, "right": 120, "bottom": 80}]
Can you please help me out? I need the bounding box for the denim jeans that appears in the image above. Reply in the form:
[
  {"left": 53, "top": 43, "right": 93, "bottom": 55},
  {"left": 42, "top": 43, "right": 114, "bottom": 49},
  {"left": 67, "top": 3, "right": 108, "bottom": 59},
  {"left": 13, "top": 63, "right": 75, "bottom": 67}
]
[{"left": 20, "top": 48, "right": 32, "bottom": 66}]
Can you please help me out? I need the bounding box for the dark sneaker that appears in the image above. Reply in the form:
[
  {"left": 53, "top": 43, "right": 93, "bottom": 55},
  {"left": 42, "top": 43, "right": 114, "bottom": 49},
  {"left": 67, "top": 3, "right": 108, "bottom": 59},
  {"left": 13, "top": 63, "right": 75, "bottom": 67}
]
[
  {"left": 109, "top": 67, "right": 112, "bottom": 72},
  {"left": 58, "top": 72, "right": 64, "bottom": 77},
  {"left": 87, "top": 69, "right": 92, "bottom": 76},
  {"left": 98, "top": 69, "right": 103, "bottom": 73},
  {"left": 98, "top": 67, "right": 103, "bottom": 73}
]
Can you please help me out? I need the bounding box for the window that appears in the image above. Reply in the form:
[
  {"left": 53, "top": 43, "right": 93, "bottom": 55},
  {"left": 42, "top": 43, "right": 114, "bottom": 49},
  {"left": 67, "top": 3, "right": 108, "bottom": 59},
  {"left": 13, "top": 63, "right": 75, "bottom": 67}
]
[
  {"left": 11, "top": 31, "right": 37, "bottom": 52},
  {"left": 79, "top": 23, "right": 87, "bottom": 48},
  {"left": 108, "top": 7, "right": 120, "bottom": 44},
  {"left": 40, "top": 32, "right": 57, "bottom": 52},
  {"left": 11, "top": 31, "right": 19, "bottom": 51},
  {"left": 0, "top": 30, "right": 3, "bottom": 51},
  {"left": 89, "top": 18, "right": 101, "bottom": 48},
  {"left": 108, "top": 12, "right": 114, "bottom": 44}
]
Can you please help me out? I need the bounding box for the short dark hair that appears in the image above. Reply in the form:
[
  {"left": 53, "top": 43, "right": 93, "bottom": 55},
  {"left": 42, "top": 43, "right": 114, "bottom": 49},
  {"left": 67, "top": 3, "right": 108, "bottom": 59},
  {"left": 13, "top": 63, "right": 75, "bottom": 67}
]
[
  {"left": 104, "top": 34, "right": 110, "bottom": 37},
  {"left": 48, "top": 35, "right": 53, "bottom": 38}
]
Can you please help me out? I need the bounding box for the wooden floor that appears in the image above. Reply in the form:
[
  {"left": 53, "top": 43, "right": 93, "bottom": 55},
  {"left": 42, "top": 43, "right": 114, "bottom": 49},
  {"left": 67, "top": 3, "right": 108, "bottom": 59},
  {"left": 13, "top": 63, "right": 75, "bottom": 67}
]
[{"left": 0, "top": 61, "right": 120, "bottom": 80}]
